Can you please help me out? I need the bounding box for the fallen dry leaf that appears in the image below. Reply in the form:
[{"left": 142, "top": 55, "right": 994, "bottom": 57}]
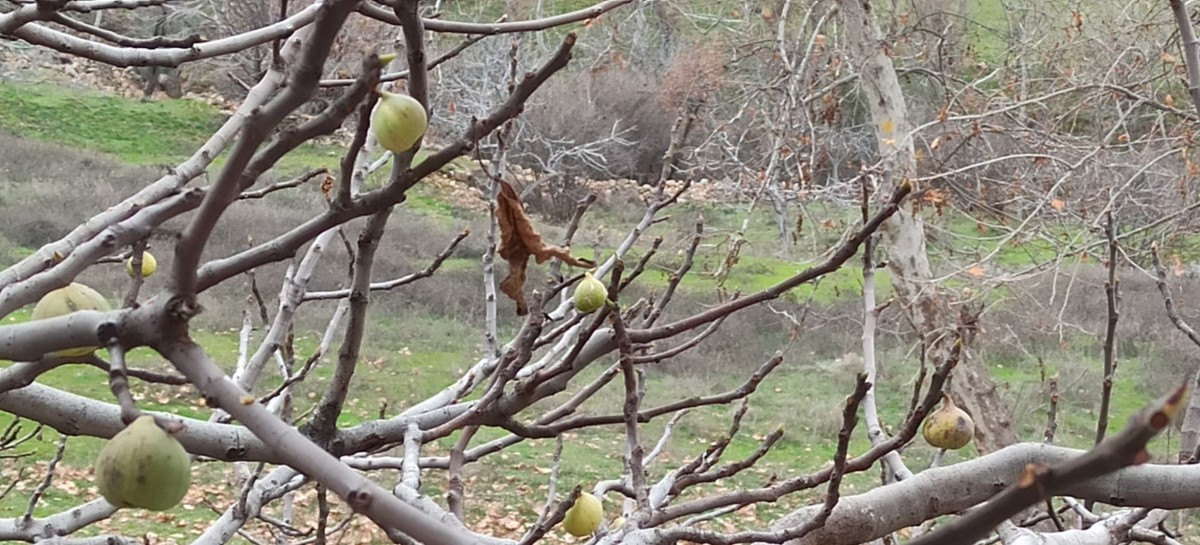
[{"left": 496, "top": 181, "right": 594, "bottom": 315}]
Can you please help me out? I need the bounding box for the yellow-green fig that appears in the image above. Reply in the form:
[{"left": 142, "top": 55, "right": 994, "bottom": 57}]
[
  {"left": 31, "top": 282, "right": 111, "bottom": 357},
  {"left": 922, "top": 396, "right": 975, "bottom": 450},
  {"left": 372, "top": 90, "right": 427, "bottom": 153},
  {"left": 563, "top": 492, "right": 603, "bottom": 537},
  {"left": 124, "top": 251, "right": 157, "bottom": 278},
  {"left": 573, "top": 273, "right": 607, "bottom": 314},
  {"left": 95, "top": 416, "right": 191, "bottom": 511}
]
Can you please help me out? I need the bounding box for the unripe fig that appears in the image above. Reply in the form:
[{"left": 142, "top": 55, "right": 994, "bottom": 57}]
[
  {"left": 125, "top": 251, "right": 157, "bottom": 278},
  {"left": 563, "top": 491, "right": 603, "bottom": 537},
  {"left": 95, "top": 416, "right": 191, "bottom": 511},
  {"left": 922, "top": 396, "right": 975, "bottom": 450},
  {"left": 372, "top": 90, "right": 427, "bottom": 153},
  {"left": 31, "top": 282, "right": 111, "bottom": 357},
  {"left": 573, "top": 273, "right": 607, "bottom": 314}
]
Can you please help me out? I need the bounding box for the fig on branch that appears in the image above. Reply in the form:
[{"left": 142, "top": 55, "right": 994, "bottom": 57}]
[
  {"left": 573, "top": 272, "right": 607, "bottom": 314},
  {"left": 95, "top": 415, "right": 191, "bottom": 511},
  {"left": 563, "top": 491, "right": 603, "bottom": 537},
  {"left": 125, "top": 251, "right": 157, "bottom": 278},
  {"left": 31, "top": 282, "right": 111, "bottom": 357},
  {"left": 372, "top": 90, "right": 427, "bottom": 153},
  {"left": 922, "top": 395, "right": 975, "bottom": 450}
]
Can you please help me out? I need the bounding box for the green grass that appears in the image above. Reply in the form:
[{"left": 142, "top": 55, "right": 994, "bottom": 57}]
[
  {"left": 0, "top": 82, "right": 219, "bottom": 165},
  {"left": 0, "top": 82, "right": 395, "bottom": 177}
]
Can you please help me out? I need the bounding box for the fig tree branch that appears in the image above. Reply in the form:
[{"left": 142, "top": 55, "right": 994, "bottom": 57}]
[
  {"left": 0, "top": 187, "right": 204, "bottom": 318},
  {"left": 1, "top": 1, "right": 322, "bottom": 67},
  {"left": 1150, "top": 243, "right": 1200, "bottom": 462},
  {"left": 302, "top": 229, "right": 469, "bottom": 301},
  {"left": 910, "top": 384, "right": 1187, "bottom": 545},
  {"left": 358, "top": 0, "right": 631, "bottom": 34},
  {"left": 46, "top": 12, "right": 203, "bottom": 48},
  {"left": 319, "top": 32, "right": 490, "bottom": 87},
  {"left": 1168, "top": 0, "right": 1200, "bottom": 116},
  {"left": 157, "top": 337, "right": 476, "bottom": 545},
  {"left": 649, "top": 376, "right": 870, "bottom": 545},
  {"left": 0, "top": 499, "right": 117, "bottom": 542},
  {"left": 171, "top": 1, "right": 357, "bottom": 294},
  {"left": 306, "top": 208, "right": 392, "bottom": 443},
  {"left": 239, "top": 168, "right": 329, "bottom": 200},
  {"left": 193, "top": 32, "right": 578, "bottom": 292}
]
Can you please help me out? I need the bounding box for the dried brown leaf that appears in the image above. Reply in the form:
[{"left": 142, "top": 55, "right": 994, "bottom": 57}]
[{"left": 496, "top": 181, "right": 594, "bottom": 315}]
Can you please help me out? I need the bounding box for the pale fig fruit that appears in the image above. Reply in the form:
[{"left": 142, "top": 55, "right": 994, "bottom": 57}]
[
  {"left": 573, "top": 272, "right": 607, "bottom": 314},
  {"left": 95, "top": 416, "right": 191, "bottom": 511},
  {"left": 563, "top": 491, "right": 603, "bottom": 537},
  {"left": 125, "top": 251, "right": 157, "bottom": 278},
  {"left": 372, "top": 90, "right": 427, "bottom": 153},
  {"left": 31, "top": 282, "right": 111, "bottom": 357},
  {"left": 922, "top": 396, "right": 975, "bottom": 450}
]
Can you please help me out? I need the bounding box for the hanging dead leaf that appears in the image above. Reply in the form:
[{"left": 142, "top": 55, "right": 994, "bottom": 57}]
[
  {"left": 497, "top": 181, "right": 594, "bottom": 315},
  {"left": 320, "top": 172, "right": 335, "bottom": 202}
]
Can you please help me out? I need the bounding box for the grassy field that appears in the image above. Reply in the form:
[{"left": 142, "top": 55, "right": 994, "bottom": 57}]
[{"left": 0, "top": 71, "right": 1192, "bottom": 545}]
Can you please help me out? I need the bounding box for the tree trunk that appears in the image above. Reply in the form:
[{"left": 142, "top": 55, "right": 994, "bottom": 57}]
[{"left": 837, "top": 0, "right": 1018, "bottom": 454}]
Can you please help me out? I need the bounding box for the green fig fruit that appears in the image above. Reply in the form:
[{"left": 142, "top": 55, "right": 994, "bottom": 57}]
[
  {"left": 95, "top": 416, "right": 191, "bottom": 511},
  {"left": 563, "top": 491, "right": 603, "bottom": 537},
  {"left": 922, "top": 396, "right": 975, "bottom": 450},
  {"left": 372, "top": 90, "right": 427, "bottom": 153},
  {"left": 31, "top": 282, "right": 111, "bottom": 357},
  {"left": 124, "top": 251, "right": 157, "bottom": 278},
  {"left": 573, "top": 273, "right": 607, "bottom": 314}
]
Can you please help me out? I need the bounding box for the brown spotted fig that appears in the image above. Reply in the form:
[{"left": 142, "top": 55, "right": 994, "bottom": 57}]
[{"left": 922, "top": 395, "right": 975, "bottom": 450}]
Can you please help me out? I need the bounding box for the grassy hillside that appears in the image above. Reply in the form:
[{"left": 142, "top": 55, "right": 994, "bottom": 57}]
[{"left": 0, "top": 81, "right": 1190, "bottom": 543}]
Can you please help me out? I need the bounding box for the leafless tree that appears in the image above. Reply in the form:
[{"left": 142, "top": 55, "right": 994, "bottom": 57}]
[{"left": 1, "top": 1, "right": 1200, "bottom": 545}]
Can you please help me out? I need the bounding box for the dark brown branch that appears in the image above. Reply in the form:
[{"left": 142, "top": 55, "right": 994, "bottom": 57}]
[
  {"left": 302, "top": 229, "right": 469, "bottom": 301},
  {"left": 546, "top": 193, "right": 597, "bottom": 285},
  {"left": 640, "top": 218, "right": 702, "bottom": 328},
  {"left": 306, "top": 207, "right": 392, "bottom": 444},
  {"left": 446, "top": 426, "right": 477, "bottom": 521},
  {"left": 239, "top": 168, "right": 328, "bottom": 200},
  {"left": 618, "top": 236, "right": 663, "bottom": 291},
  {"left": 1094, "top": 210, "right": 1120, "bottom": 447},
  {"left": 672, "top": 421, "right": 783, "bottom": 493},
  {"left": 1044, "top": 376, "right": 1059, "bottom": 444},
  {"left": 335, "top": 88, "right": 378, "bottom": 208},
  {"left": 630, "top": 316, "right": 727, "bottom": 364},
  {"left": 609, "top": 262, "right": 650, "bottom": 516},
  {"left": 120, "top": 240, "right": 148, "bottom": 308}
]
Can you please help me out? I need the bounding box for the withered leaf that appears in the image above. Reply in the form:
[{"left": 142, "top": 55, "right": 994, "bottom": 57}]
[{"left": 496, "top": 181, "right": 594, "bottom": 315}]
